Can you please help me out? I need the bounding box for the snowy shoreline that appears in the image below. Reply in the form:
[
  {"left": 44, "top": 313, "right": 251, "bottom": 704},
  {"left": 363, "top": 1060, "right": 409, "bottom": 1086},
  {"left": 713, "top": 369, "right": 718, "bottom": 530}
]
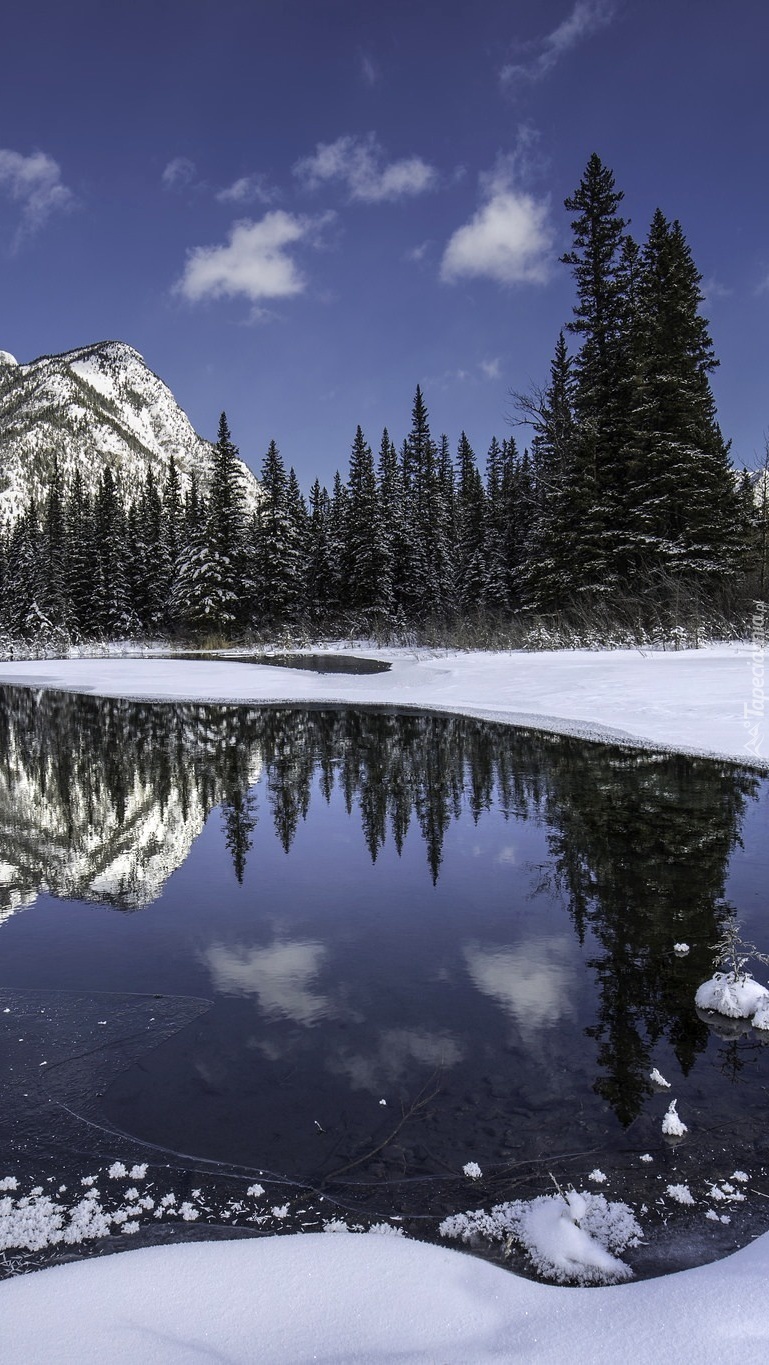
[
  {"left": 0, "top": 641, "right": 765, "bottom": 770},
  {"left": 3, "top": 1226, "right": 769, "bottom": 1363}
]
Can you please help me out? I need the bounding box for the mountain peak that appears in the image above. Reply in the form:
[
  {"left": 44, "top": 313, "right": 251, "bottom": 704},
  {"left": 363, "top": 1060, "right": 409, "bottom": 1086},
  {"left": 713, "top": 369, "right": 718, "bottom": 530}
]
[{"left": 0, "top": 339, "right": 259, "bottom": 526}]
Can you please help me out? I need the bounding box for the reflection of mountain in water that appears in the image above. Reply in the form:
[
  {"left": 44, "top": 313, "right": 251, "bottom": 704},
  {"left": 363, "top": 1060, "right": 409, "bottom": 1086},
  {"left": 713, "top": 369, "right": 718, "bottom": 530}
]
[
  {"left": 0, "top": 688, "right": 261, "bottom": 913},
  {"left": 0, "top": 683, "right": 761, "bottom": 1129}
]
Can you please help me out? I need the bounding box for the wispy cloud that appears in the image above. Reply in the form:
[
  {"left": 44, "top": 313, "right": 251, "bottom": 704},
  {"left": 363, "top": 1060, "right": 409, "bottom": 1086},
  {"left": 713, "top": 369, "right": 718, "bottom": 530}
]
[
  {"left": 216, "top": 173, "right": 279, "bottom": 206},
  {"left": 358, "top": 51, "right": 379, "bottom": 86},
  {"left": 406, "top": 239, "right": 432, "bottom": 264},
  {"left": 294, "top": 133, "right": 438, "bottom": 204},
  {"left": 0, "top": 148, "right": 75, "bottom": 245},
  {"left": 440, "top": 156, "right": 554, "bottom": 287},
  {"left": 701, "top": 275, "right": 732, "bottom": 304},
  {"left": 501, "top": 0, "right": 615, "bottom": 88},
  {"left": 174, "top": 209, "right": 334, "bottom": 308},
  {"left": 161, "top": 156, "right": 197, "bottom": 190},
  {"left": 480, "top": 357, "right": 502, "bottom": 380}
]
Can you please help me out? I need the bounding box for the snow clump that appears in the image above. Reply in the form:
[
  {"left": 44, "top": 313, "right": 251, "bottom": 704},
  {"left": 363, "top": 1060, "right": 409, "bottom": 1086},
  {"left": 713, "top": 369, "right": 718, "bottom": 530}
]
[
  {"left": 462, "top": 1162, "right": 482, "bottom": 1179},
  {"left": 439, "top": 1189, "right": 641, "bottom": 1286},
  {"left": 650, "top": 1068, "right": 671, "bottom": 1088},
  {"left": 674, "top": 943, "right": 690, "bottom": 955},
  {"left": 662, "top": 1100, "right": 687, "bottom": 1137},
  {"left": 666, "top": 1184, "right": 695, "bottom": 1205}
]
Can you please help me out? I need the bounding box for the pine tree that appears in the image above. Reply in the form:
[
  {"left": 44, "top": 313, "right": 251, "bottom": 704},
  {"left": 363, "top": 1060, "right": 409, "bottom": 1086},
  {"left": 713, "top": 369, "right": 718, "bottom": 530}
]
[
  {"left": 92, "top": 467, "right": 136, "bottom": 638},
  {"left": 482, "top": 437, "right": 509, "bottom": 613},
  {"left": 628, "top": 212, "right": 748, "bottom": 585},
  {"left": 305, "top": 480, "right": 334, "bottom": 623},
  {"left": 561, "top": 155, "right": 631, "bottom": 590},
  {"left": 251, "top": 440, "right": 303, "bottom": 627},
  {"left": 66, "top": 470, "right": 95, "bottom": 636},
  {"left": 345, "top": 425, "right": 393, "bottom": 622},
  {"left": 454, "top": 431, "right": 486, "bottom": 612}
]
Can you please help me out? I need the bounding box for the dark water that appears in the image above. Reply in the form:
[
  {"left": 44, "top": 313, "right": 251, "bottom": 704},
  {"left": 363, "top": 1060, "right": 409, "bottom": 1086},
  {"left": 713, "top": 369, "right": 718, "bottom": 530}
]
[
  {"left": 0, "top": 684, "right": 767, "bottom": 1271},
  {"left": 161, "top": 651, "right": 392, "bottom": 674}
]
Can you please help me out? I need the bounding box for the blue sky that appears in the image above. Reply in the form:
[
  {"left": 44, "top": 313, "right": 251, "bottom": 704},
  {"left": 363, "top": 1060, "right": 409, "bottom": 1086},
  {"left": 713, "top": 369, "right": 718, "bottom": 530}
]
[{"left": 1, "top": 0, "right": 767, "bottom": 488}]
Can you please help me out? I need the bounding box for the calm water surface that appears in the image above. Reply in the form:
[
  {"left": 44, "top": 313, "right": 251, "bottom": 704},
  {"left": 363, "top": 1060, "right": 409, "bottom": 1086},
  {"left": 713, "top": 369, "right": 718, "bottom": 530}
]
[{"left": 0, "top": 685, "right": 767, "bottom": 1264}]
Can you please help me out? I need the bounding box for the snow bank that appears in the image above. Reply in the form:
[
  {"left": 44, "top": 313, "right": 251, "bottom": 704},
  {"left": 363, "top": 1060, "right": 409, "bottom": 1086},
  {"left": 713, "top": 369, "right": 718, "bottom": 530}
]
[
  {"left": 0, "top": 642, "right": 764, "bottom": 769},
  {"left": 2, "top": 1230, "right": 769, "bottom": 1364}
]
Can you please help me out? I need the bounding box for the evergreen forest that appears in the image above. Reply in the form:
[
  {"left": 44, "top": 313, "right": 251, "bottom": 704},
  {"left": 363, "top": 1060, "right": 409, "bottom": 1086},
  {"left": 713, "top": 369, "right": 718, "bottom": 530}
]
[{"left": 1, "top": 156, "right": 766, "bottom": 650}]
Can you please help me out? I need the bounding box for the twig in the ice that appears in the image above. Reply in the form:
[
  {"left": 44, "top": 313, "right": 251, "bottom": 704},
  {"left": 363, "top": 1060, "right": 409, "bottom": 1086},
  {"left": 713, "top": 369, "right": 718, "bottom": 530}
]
[{"left": 320, "top": 1074, "right": 442, "bottom": 1184}]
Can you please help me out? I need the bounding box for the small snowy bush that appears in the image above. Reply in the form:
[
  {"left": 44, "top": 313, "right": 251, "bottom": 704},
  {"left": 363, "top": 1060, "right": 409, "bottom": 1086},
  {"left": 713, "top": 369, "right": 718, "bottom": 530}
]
[
  {"left": 439, "top": 1189, "right": 641, "bottom": 1286},
  {"left": 696, "top": 972, "right": 769, "bottom": 1021}
]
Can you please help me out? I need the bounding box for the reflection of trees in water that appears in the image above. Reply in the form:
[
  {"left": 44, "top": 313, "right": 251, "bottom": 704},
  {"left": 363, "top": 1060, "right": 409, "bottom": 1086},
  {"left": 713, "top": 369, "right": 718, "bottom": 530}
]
[
  {"left": 538, "top": 748, "right": 759, "bottom": 1125},
  {"left": 0, "top": 684, "right": 761, "bottom": 1126}
]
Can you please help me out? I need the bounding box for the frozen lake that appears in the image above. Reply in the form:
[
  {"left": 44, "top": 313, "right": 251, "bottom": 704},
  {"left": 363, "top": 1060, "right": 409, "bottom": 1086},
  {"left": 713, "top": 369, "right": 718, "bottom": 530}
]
[{"left": 0, "top": 684, "right": 767, "bottom": 1274}]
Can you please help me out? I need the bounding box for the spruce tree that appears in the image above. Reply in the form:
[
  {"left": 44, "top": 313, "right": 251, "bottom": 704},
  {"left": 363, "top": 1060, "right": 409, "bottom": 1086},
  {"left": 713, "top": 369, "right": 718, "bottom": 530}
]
[
  {"left": 561, "top": 155, "right": 631, "bottom": 590},
  {"left": 629, "top": 212, "right": 748, "bottom": 586}
]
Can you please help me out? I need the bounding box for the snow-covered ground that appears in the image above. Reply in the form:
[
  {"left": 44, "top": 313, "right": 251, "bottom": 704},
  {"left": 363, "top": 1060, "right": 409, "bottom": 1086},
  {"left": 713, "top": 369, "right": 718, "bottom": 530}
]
[
  {"left": 0, "top": 640, "right": 766, "bottom": 1358},
  {"left": 0, "top": 641, "right": 765, "bottom": 768},
  {"left": 2, "top": 1228, "right": 769, "bottom": 1363}
]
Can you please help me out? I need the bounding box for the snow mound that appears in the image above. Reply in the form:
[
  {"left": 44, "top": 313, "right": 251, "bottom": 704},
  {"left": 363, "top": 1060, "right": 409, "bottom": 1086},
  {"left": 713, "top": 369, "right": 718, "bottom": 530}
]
[
  {"left": 0, "top": 350, "right": 18, "bottom": 367},
  {"left": 662, "top": 1100, "right": 687, "bottom": 1137},
  {"left": 695, "top": 972, "right": 769, "bottom": 1023},
  {"left": 439, "top": 1189, "right": 641, "bottom": 1286}
]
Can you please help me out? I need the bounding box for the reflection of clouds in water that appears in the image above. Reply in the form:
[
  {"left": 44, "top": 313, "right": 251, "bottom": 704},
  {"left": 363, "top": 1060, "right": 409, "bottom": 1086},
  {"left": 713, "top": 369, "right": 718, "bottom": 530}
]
[
  {"left": 496, "top": 844, "right": 517, "bottom": 865},
  {"left": 328, "top": 1027, "right": 464, "bottom": 1094},
  {"left": 203, "top": 940, "right": 329, "bottom": 1026},
  {"left": 464, "top": 936, "right": 575, "bottom": 1037}
]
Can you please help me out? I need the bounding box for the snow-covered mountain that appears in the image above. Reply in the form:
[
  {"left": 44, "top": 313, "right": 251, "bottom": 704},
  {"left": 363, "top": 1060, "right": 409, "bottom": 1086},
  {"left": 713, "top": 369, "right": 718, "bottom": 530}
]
[{"left": 0, "top": 340, "right": 260, "bottom": 526}]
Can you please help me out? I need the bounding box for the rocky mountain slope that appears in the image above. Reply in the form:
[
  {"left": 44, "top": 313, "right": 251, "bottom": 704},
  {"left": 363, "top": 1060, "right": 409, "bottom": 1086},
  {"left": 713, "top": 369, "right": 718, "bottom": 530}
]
[{"left": 0, "top": 341, "right": 260, "bottom": 526}]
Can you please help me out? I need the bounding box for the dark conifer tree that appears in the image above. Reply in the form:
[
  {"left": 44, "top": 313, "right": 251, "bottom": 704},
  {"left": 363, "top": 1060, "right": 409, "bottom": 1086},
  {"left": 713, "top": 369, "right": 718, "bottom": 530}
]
[
  {"left": 628, "top": 212, "right": 748, "bottom": 585},
  {"left": 251, "top": 440, "right": 302, "bottom": 627},
  {"left": 305, "top": 480, "right": 335, "bottom": 623},
  {"left": 455, "top": 431, "right": 486, "bottom": 612},
  {"left": 561, "top": 154, "right": 631, "bottom": 590}
]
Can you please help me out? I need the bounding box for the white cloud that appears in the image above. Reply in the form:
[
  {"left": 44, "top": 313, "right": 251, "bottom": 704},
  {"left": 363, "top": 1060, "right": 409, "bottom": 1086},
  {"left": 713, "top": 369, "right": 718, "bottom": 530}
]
[
  {"left": 175, "top": 209, "right": 333, "bottom": 305},
  {"left": 216, "top": 174, "right": 279, "bottom": 206},
  {"left": 464, "top": 936, "right": 576, "bottom": 1040},
  {"left": 0, "top": 149, "right": 74, "bottom": 242},
  {"left": 294, "top": 133, "right": 437, "bottom": 204},
  {"left": 501, "top": 0, "right": 615, "bottom": 87},
  {"left": 203, "top": 939, "right": 329, "bottom": 1026},
  {"left": 441, "top": 160, "right": 554, "bottom": 287},
  {"left": 162, "top": 156, "right": 197, "bottom": 190},
  {"left": 480, "top": 357, "right": 502, "bottom": 380}
]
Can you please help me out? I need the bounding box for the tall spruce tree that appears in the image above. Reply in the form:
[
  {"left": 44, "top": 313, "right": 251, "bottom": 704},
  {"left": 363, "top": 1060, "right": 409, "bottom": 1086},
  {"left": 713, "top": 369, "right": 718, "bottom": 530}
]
[
  {"left": 628, "top": 212, "right": 748, "bottom": 586},
  {"left": 561, "top": 155, "right": 631, "bottom": 591}
]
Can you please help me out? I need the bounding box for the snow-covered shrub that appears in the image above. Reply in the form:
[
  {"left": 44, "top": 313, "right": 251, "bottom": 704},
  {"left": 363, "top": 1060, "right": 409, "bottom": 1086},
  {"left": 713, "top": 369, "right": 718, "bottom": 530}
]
[{"left": 695, "top": 972, "right": 769, "bottom": 1021}]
